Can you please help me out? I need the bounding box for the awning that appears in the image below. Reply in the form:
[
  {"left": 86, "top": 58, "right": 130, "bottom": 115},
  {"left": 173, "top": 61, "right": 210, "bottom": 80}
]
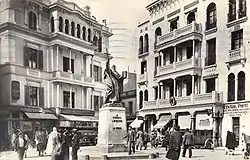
[
  {"left": 24, "top": 112, "right": 58, "bottom": 120},
  {"left": 60, "top": 114, "right": 98, "bottom": 122},
  {"left": 130, "top": 119, "right": 143, "bottom": 128},
  {"left": 154, "top": 115, "right": 172, "bottom": 129}
]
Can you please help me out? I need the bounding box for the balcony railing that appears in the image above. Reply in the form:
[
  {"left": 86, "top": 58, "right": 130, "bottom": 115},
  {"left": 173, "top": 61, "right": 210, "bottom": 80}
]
[
  {"left": 228, "top": 47, "right": 246, "bottom": 63},
  {"left": 52, "top": 71, "right": 93, "bottom": 83},
  {"left": 228, "top": 13, "right": 236, "bottom": 23},
  {"left": 206, "top": 21, "right": 217, "bottom": 30},
  {"left": 138, "top": 72, "right": 148, "bottom": 83},
  {"left": 142, "top": 91, "right": 223, "bottom": 110},
  {"left": 157, "top": 57, "right": 200, "bottom": 76},
  {"left": 205, "top": 56, "right": 216, "bottom": 66},
  {"left": 158, "top": 21, "right": 202, "bottom": 46}
]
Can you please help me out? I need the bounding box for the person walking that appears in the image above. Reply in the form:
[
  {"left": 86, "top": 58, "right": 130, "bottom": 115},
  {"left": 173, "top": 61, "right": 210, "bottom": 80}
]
[
  {"left": 182, "top": 128, "right": 194, "bottom": 158},
  {"left": 11, "top": 129, "right": 17, "bottom": 151},
  {"left": 14, "top": 131, "right": 27, "bottom": 160},
  {"left": 124, "top": 126, "right": 136, "bottom": 155},
  {"left": 164, "top": 130, "right": 171, "bottom": 151},
  {"left": 166, "top": 125, "right": 183, "bottom": 160},
  {"left": 62, "top": 129, "right": 71, "bottom": 160},
  {"left": 225, "top": 131, "right": 237, "bottom": 155},
  {"left": 23, "top": 132, "right": 30, "bottom": 158},
  {"left": 51, "top": 129, "right": 63, "bottom": 160},
  {"left": 46, "top": 127, "right": 58, "bottom": 155},
  {"left": 71, "top": 129, "right": 80, "bottom": 160},
  {"left": 135, "top": 129, "right": 144, "bottom": 150},
  {"left": 143, "top": 131, "right": 150, "bottom": 150}
]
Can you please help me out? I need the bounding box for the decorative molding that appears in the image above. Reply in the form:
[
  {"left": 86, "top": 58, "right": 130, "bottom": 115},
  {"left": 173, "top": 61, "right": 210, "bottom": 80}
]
[
  {"left": 226, "top": 17, "right": 248, "bottom": 28},
  {"left": 167, "top": 9, "right": 181, "bottom": 19},
  {"left": 205, "top": 27, "right": 217, "bottom": 36},
  {"left": 152, "top": 17, "right": 164, "bottom": 25},
  {"left": 184, "top": 0, "right": 199, "bottom": 10}
]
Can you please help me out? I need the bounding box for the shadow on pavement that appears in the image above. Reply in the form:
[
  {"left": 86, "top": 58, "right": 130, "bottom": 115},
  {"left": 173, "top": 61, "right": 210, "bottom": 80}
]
[{"left": 191, "top": 155, "right": 205, "bottom": 158}]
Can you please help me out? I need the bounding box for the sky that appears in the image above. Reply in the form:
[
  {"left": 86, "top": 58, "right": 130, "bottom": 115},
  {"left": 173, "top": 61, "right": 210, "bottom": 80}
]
[{"left": 72, "top": 0, "right": 150, "bottom": 72}]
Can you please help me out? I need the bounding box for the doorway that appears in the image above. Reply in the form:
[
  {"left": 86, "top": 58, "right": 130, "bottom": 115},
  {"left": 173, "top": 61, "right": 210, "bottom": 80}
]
[{"left": 232, "top": 117, "right": 240, "bottom": 146}]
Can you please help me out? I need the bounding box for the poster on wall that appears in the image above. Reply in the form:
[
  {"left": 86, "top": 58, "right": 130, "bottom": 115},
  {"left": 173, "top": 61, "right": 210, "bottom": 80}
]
[
  {"left": 195, "top": 114, "right": 213, "bottom": 130},
  {"left": 178, "top": 115, "right": 191, "bottom": 129}
]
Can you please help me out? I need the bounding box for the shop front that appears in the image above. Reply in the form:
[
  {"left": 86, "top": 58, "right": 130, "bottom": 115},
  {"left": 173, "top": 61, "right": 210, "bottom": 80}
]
[
  {"left": 59, "top": 114, "right": 98, "bottom": 146},
  {"left": 222, "top": 102, "right": 250, "bottom": 147}
]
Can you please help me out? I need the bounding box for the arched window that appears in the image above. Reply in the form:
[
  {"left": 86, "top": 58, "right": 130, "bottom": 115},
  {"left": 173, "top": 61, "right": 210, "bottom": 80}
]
[
  {"left": 206, "top": 3, "right": 217, "bottom": 30},
  {"left": 155, "top": 27, "right": 162, "bottom": 45},
  {"left": 237, "top": 71, "right": 245, "bottom": 100},
  {"left": 50, "top": 17, "right": 54, "bottom": 33},
  {"left": 65, "top": 19, "right": 69, "bottom": 34},
  {"left": 77, "top": 24, "right": 80, "bottom": 38},
  {"left": 93, "top": 35, "right": 98, "bottom": 46},
  {"left": 87, "top": 28, "right": 91, "bottom": 42},
  {"left": 71, "top": 22, "right": 75, "bottom": 36},
  {"left": 144, "top": 34, "right": 149, "bottom": 53},
  {"left": 139, "top": 36, "right": 143, "bottom": 55},
  {"left": 82, "top": 26, "right": 86, "bottom": 40},
  {"left": 98, "top": 37, "right": 102, "bottom": 52},
  {"left": 228, "top": 0, "right": 236, "bottom": 22},
  {"left": 144, "top": 90, "right": 148, "bottom": 101},
  {"left": 228, "top": 73, "right": 235, "bottom": 102},
  {"left": 187, "top": 12, "right": 196, "bottom": 24},
  {"left": 28, "top": 11, "right": 37, "bottom": 30},
  {"left": 139, "top": 91, "right": 143, "bottom": 109},
  {"left": 59, "top": 17, "right": 63, "bottom": 32}
]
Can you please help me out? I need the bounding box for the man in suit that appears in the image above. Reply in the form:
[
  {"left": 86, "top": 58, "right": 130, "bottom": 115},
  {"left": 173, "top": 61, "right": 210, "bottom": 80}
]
[
  {"left": 182, "top": 128, "right": 194, "bottom": 158},
  {"left": 124, "top": 126, "right": 135, "bottom": 155},
  {"left": 166, "top": 125, "right": 183, "bottom": 160},
  {"left": 71, "top": 129, "right": 80, "bottom": 160}
]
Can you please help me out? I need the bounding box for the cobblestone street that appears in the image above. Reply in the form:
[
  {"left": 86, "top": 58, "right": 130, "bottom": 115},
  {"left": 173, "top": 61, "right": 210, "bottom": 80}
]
[{"left": 0, "top": 146, "right": 246, "bottom": 160}]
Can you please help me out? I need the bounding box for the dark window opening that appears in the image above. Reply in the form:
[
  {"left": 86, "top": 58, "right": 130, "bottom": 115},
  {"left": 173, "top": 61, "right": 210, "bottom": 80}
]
[
  {"left": 228, "top": 0, "right": 236, "bottom": 22},
  {"left": 139, "top": 36, "right": 143, "bottom": 55},
  {"left": 24, "top": 47, "right": 43, "bottom": 70},
  {"left": 98, "top": 37, "right": 102, "bottom": 52},
  {"left": 228, "top": 73, "right": 235, "bottom": 102},
  {"left": 77, "top": 24, "right": 80, "bottom": 38},
  {"left": 154, "top": 57, "right": 159, "bottom": 76},
  {"left": 237, "top": 71, "right": 245, "bottom": 101},
  {"left": 50, "top": 17, "right": 54, "bottom": 33},
  {"left": 28, "top": 86, "right": 38, "bottom": 106},
  {"left": 187, "top": 46, "right": 193, "bottom": 59},
  {"left": 141, "top": 61, "right": 147, "bottom": 74},
  {"left": 231, "top": 29, "right": 243, "bottom": 50},
  {"left": 139, "top": 91, "right": 143, "bottom": 109},
  {"left": 63, "top": 57, "right": 74, "bottom": 73},
  {"left": 93, "top": 65, "right": 102, "bottom": 82},
  {"left": 94, "top": 95, "right": 100, "bottom": 111},
  {"left": 155, "top": 27, "right": 162, "bottom": 46},
  {"left": 93, "top": 36, "right": 98, "bottom": 46},
  {"left": 205, "top": 38, "right": 216, "bottom": 66},
  {"left": 239, "top": 0, "right": 247, "bottom": 18},
  {"left": 128, "top": 102, "right": 133, "bottom": 114},
  {"left": 144, "top": 90, "right": 148, "bottom": 101},
  {"left": 170, "top": 19, "right": 178, "bottom": 31},
  {"left": 144, "top": 34, "right": 149, "bottom": 53},
  {"left": 71, "top": 22, "right": 75, "bottom": 37},
  {"left": 82, "top": 26, "right": 86, "bottom": 40},
  {"left": 63, "top": 91, "right": 75, "bottom": 108},
  {"left": 170, "top": 48, "right": 174, "bottom": 64},
  {"left": 154, "top": 87, "right": 158, "bottom": 100},
  {"left": 87, "top": 28, "right": 91, "bottom": 42},
  {"left": 59, "top": 17, "right": 63, "bottom": 32},
  {"left": 186, "top": 79, "right": 192, "bottom": 96},
  {"left": 206, "top": 3, "right": 217, "bottom": 30},
  {"left": 187, "top": 12, "right": 196, "bottom": 24},
  {"left": 206, "top": 78, "right": 215, "bottom": 93},
  {"left": 65, "top": 19, "right": 69, "bottom": 34},
  {"left": 28, "top": 11, "right": 37, "bottom": 30}
]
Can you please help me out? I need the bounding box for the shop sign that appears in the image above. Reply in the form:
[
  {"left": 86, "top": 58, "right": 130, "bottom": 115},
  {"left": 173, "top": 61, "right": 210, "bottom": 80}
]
[
  {"left": 72, "top": 121, "right": 94, "bottom": 128},
  {"left": 112, "top": 115, "right": 123, "bottom": 130},
  {"left": 196, "top": 114, "right": 212, "bottom": 130},
  {"left": 11, "top": 81, "right": 20, "bottom": 101},
  {"left": 224, "top": 103, "right": 249, "bottom": 116}
]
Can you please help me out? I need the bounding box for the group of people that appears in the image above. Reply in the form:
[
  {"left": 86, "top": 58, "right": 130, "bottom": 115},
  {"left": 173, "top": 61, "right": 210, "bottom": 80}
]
[{"left": 11, "top": 127, "right": 80, "bottom": 160}]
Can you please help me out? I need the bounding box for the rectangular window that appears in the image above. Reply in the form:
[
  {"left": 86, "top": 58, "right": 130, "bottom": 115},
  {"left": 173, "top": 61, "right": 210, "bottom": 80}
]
[
  {"left": 205, "top": 78, "right": 215, "bottom": 93},
  {"left": 205, "top": 38, "right": 216, "bottom": 66},
  {"left": 94, "top": 95, "right": 100, "bottom": 111},
  {"left": 128, "top": 102, "right": 133, "bottom": 114},
  {"left": 28, "top": 86, "right": 38, "bottom": 106},
  {"left": 63, "top": 91, "right": 75, "bottom": 108},
  {"left": 24, "top": 47, "right": 43, "bottom": 70},
  {"left": 239, "top": 0, "right": 246, "bottom": 18},
  {"left": 170, "top": 18, "right": 178, "bottom": 31},
  {"left": 141, "top": 61, "right": 147, "bottom": 74},
  {"left": 231, "top": 29, "right": 243, "bottom": 50},
  {"left": 93, "top": 65, "right": 102, "bottom": 82},
  {"left": 154, "top": 87, "right": 158, "bottom": 100},
  {"left": 28, "top": 48, "right": 38, "bottom": 69},
  {"left": 232, "top": 117, "right": 240, "bottom": 146},
  {"left": 63, "top": 57, "right": 74, "bottom": 73}
]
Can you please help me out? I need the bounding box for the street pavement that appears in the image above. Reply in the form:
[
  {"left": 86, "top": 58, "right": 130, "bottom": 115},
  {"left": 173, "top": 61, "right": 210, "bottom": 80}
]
[{"left": 0, "top": 146, "right": 246, "bottom": 160}]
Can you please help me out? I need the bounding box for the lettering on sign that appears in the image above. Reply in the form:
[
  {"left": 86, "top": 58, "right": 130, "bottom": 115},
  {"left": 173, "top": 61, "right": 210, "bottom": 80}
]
[
  {"left": 199, "top": 118, "right": 210, "bottom": 127},
  {"left": 224, "top": 103, "right": 249, "bottom": 116},
  {"left": 112, "top": 115, "right": 123, "bottom": 130}
]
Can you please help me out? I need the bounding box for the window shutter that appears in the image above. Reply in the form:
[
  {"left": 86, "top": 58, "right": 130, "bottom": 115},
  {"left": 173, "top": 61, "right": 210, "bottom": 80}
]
[
  {"left": 39, "top": 87, "right": 44, "bottom": 107},
  {"left": 38, "top": 50, "right": 43, "bottom": 70},
  {"left": 25, "top": 85, "right": 29, "bottom": 105},
  {"left": 23, "top": 46, "right": 29, "bottom": 67}
]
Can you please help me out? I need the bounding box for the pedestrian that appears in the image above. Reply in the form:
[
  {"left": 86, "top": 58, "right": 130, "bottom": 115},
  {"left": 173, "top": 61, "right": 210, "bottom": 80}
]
[
  {"left": 23, "top": 132, "right": 30, "bottom": 158},
  {"left": 35, "top": 128, "right": 47, "bottom": 156},
  {"left": 225, "top": 131, "right": 237, "bottom": 155},
  {"left": 11, "top": 129, "right": 17, "bottom": 151},
  {"left": 164, "top": 130, "right": 170, "bottom": 151},
  {"left": 62, "top": 129, "right": 71, "bottom": 160},
  {"left": 71, "top": 129, "right": 80, "bottom": 160},
  {"left": 51, "top": 129, "right": 63, "bottom": 160},
  {"left": 166, "top": 125, "right": 183, "bottom": 160},
  {"left": 14, "top": 131, "right": 27, "bottom": 160},
  {"left": 150, "top": 131, "right": 157, "bottom": 148},
  {"left": 124, "top": 126, "right": 136, "bottom": 155},
  {"left": 143, "top": 131, "right": 150, "bottom": 150},
  {"left": 46, "top": 127, "right": 58, "bottom": 155},
  {"left": 182, "top": 128, "right": 194, "bottom": 158},
  {"left": 135, "top": 129, "right": 144, "bottom": 150}
]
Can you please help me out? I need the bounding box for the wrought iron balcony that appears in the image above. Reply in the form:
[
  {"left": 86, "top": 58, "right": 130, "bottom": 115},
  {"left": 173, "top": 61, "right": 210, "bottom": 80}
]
[
  {"left": 227, "top": 47, "right": 246, "bottom": 63},
  {"left": 138, "top": 72, "right": 148, "bottom": 84}
]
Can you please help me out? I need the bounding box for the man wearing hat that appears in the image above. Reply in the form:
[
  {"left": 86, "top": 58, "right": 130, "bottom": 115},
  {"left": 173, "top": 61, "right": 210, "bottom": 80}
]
[
  {"left": 15, "top": 131, "right": 27, "bottom": 160},
  {"left": 71, "top": 129, "right": 80, "bottom": 160}
]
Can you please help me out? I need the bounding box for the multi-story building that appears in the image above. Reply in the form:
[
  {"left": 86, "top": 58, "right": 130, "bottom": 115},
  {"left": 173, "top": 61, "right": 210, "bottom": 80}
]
[
  {"left": 0, "top": 0, "right": 111, "bottom": 149},
  {"left": 136, "top": 0, "right": 249, "bottom": 147},
  {"left": 121, "top": 72, "right": 137, "bottom": 127}
]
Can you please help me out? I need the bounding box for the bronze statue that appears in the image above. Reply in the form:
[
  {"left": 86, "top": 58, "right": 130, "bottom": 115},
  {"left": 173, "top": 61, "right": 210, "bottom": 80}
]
[{"left": 103, "top": 51, "right": 127, "bottom": 104}]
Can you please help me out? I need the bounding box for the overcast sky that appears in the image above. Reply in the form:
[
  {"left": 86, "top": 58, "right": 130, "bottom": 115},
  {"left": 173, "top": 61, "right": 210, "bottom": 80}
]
[{"left": 72, "top": 0, "right": 150, "bottom": 72}]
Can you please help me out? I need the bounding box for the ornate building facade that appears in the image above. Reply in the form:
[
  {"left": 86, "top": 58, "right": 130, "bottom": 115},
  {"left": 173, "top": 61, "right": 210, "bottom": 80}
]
[
  {"left": 0, "top": 0, "right": 112, "bottom": 149},
  {"left": 136, "top": 0, "right": 249, "bottom": 147}
]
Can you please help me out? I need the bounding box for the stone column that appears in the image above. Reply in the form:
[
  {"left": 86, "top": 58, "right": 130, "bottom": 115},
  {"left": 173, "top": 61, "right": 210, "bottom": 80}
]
[
  {"left": 174, "top": 46, "right": 177, "bottom": 63},
  {"left": 56, "top": 46, "right": 59, "bottom": 71},
  {"left": 235, "top": 78, "right": 238, "bottom": 100},
  {"left": 69, "top": 85, "right": 72, "bottom": 108},
  {"left": 192, "top": 75, "right": 195, "bottom": 95},
  {"left": 56, "top": 83, "right": 60, "bottom": 108},
  {"left": 81, "top": 87, "right": 85, "bottom": 109},
  {"left": 192, "top": 40, "right": 195, "bottom": 58},
  {"left": 69, "top": 49, "right": 72, "bottom": 72},
  {"left": 212, "top": 115, "right": 219, "bottom": 146},
  {"left": 173, "top": 79, "right": 176, "bottom": 97},
  {"left": 86, "top": 55, "right": 92, "bottom": 77},
  {"left": 190, "top": 113, "right": 195, "bottom": 130},
  {"left": 51, "top": 83, "right": 54, "bottom": 107}
]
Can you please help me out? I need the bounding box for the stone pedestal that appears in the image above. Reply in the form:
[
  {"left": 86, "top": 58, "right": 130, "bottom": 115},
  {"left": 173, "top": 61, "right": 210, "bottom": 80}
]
[{"left": 97, "top": 103, "right": 128, "bottom": 153}]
